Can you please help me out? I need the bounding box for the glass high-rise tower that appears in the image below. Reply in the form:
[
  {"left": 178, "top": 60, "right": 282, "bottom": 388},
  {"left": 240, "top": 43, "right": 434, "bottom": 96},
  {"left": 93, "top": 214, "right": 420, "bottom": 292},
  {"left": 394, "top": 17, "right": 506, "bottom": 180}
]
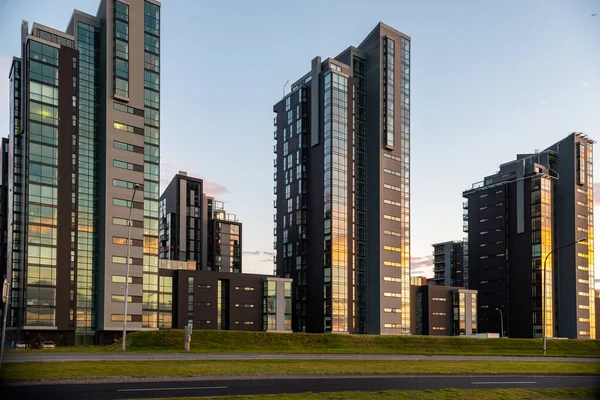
[
  {"left": 5, "top": 0, "right": 160, "bottom": 345},
  {"left": 273, "top": 23, "right": 411, "bottom": 334}
]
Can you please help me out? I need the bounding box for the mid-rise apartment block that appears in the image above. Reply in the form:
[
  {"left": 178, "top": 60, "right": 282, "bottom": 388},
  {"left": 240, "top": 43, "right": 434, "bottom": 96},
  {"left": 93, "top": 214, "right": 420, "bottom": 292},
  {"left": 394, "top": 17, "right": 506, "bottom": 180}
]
[
  {"left": 273, "top": 23, "right": 411, "bottom": 334},
  {"left": 159, "top": 172, "right": 242, "bottom": 273},
  {"left": 410, "top": 284, "right": 477, "bottom": 336},
  {"left": 463, "top": 133, "right": 596, "bottom": 339},
  {"left": 157, "top": 261, "right": 291, "bottom": 333},
  {"left": 5, "top": 0, "right": 161, "bottom": 345},
  {"left": 432, "top": 241, "right": 466, "bottom": 287}
]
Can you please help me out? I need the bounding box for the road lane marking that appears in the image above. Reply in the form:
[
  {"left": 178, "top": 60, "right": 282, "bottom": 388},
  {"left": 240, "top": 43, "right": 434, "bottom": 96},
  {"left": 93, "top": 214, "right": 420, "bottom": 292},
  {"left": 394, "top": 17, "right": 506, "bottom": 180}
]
[
  {"left": 118, "top": 386, "right": 228, "bottom": 392},
  {"left": 471, "top": 382, "right": 537, "bottom": 385}
]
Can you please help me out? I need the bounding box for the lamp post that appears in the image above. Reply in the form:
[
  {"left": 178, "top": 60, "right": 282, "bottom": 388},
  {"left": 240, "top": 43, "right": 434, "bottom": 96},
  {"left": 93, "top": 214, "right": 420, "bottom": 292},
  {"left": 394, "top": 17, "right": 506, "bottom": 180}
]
[
  {"left": 122, "top": 183, "right": 139, "bottom": 351},
  {"left": 542, "top": 237, "right": 587, "bottom": 355},
  {"left": 495, "top": 307, "right": 503, "bottom": 338}
]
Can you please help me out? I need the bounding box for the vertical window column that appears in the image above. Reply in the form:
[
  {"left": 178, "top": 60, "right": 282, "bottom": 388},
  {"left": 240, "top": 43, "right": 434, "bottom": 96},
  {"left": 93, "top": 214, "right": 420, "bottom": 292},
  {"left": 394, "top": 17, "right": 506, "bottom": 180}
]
[
  {"left": 113, "top": 0, "right": 129, "bottom": 99},
  {"left": 76, "top": 22, "right": 100, "bottom": 344},
  {"left": 142, "top": 0, "right": 160, "bottom": 329}
]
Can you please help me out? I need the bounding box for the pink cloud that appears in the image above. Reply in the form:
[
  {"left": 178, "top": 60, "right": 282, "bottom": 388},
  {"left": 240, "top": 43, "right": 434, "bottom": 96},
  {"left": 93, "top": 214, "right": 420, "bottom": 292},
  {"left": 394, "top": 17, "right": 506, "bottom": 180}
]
[{"left": 160, "top": 162, "right": 229, "bottom": 196}]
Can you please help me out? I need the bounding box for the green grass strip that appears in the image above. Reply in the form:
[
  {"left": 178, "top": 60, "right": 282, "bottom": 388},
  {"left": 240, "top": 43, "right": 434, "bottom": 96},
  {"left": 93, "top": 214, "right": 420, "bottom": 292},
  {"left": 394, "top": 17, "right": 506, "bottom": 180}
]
[
  {"left": 2, "top": 360, "right": 598, "bottom": 381},
  {"left": 164, "top": 388, "right": 599, "bottom": 400}
]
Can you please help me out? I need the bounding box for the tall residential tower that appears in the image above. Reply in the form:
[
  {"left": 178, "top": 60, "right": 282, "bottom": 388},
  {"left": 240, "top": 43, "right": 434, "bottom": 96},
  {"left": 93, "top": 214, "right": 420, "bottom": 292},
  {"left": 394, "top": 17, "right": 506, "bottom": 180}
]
[
  {"left": 5, "top": 0, "right": 161, "bottom": 345},
  {"left": 273, "top": 23, "right": 411, "bottom": 334},
  {"left": 463, "top": 133, "right": 595, "bottom": 339}
]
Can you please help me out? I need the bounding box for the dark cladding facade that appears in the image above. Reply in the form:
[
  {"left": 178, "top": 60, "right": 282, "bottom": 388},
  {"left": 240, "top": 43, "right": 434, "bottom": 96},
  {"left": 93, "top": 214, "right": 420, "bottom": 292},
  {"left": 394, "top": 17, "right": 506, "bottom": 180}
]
[
  {"left": 463, "top": 133, "right": 596, "bottom": 339},
  {"left": 273, "top": 23, "right": 411, "bottom": 334},
  {"left": 5, "top": 0, "right": 161, "bottom": 345},
  {"left": 432, "top": 241, "right": 466, "bottom": 288},
  {"left": 410, "top": 285, "right": 477, "bottom": 336},
  {"left": 155, "top": 261, "right": 291, "bottom": 333},
  {"left": 159, "top": 172, "right": 242, "bottom": 273},
  {"left": 0, "top": 138, "right": 8, "bottom": 281}
]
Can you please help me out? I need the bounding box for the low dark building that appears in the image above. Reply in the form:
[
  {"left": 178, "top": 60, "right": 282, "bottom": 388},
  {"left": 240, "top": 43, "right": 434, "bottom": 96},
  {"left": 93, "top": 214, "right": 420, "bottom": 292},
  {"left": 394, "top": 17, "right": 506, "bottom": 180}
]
[
  {"left": 158, "top": 261, "right": 291, "bottom": 332},
  {"left": 411, "top": 285, "right": 477, "bottom": 336}
]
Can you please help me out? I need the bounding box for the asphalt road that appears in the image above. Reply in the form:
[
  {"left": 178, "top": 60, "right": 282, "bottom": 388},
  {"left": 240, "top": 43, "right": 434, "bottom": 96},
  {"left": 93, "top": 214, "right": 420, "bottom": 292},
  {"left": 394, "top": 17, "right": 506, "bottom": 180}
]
[
  {"left": 4, "top": 352, "right": 599, "bottom": 363},
  {"left": 2, "top": 375, "right": 598, "bottom": 399}
]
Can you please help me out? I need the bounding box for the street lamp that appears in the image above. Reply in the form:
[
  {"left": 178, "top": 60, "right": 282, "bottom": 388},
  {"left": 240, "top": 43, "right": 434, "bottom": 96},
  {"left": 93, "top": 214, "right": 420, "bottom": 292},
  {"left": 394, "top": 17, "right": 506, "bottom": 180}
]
[
  {"left": 122, "top": 183, "right": 139, "bottom": 352},
  {"left": 495, "top": 307, "right": 503, "bottom": 338},
  {"left": 542, "top": 237, "right": 587, "bottom": 356}
]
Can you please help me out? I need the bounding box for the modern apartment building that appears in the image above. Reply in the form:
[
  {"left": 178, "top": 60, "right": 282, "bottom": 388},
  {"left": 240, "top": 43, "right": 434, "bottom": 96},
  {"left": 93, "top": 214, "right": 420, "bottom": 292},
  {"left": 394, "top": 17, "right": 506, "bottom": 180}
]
[
  {"left": 5, "top": 0, "right": 161, "bottom": 345},
  {"left": 410, "top": 284, "right": 477, "bottom": 336},
  {"left": 463, "top": 133, "right": 596, "bottom": 339},
  {"left": 273, "top": 23, "right": 411, "bottom": 334},
  {"left": 0, "top": 138, "right": 8, "bottom": 280},
  {"left": 432, "top": 241, "right": 466, "bottom": 288},
  {"left": 157, "top": 261, "right": 291, "bottom": 333},
  {"left": 159, "top": 172, "right": 242, "bottom": 273}
]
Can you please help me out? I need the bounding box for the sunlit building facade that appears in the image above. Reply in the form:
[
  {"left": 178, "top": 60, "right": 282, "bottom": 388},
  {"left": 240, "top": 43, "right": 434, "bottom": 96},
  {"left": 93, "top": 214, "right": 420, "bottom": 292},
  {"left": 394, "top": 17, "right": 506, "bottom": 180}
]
[
  {"left": 463, "top": 133, "right": 595, "bottom": 339},
  {"left": 5, "top": 0, "right": 161, "bottom": 345},
  {"left": 273, "top": 23, "right": 411, "bottom": 334}
]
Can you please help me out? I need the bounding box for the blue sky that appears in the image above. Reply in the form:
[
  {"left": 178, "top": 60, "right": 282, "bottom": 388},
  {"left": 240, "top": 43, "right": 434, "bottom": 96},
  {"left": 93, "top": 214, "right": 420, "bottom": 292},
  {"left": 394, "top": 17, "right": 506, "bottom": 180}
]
[{"left": 0, "top": 0, "right": 599, "bottom": 286}]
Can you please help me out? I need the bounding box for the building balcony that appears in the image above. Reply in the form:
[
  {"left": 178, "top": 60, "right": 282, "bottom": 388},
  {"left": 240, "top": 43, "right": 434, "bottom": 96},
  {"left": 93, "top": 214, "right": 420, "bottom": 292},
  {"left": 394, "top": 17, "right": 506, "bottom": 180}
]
[{"left": 463, "top": 201, "right": 468, "bottom": 209}]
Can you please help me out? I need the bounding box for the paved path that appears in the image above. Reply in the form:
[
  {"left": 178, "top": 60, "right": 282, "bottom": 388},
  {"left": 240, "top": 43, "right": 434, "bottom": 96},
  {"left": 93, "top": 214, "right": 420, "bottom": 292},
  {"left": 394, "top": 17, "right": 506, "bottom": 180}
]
[
  {"left": 2, "top": 375, "right": 598, "bottom": 400},
  {"left": 3, "top": 352, "right": 599, "bottom": 363}
]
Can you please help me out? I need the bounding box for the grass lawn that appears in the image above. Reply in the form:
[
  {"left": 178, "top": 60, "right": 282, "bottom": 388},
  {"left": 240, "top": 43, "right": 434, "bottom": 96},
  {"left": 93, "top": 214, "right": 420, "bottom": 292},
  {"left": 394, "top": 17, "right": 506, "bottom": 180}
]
[
  {"left": 163, "top": 388, "right": 599, "bottom": 400},
  {"left": 2, "top": 360, "right": 598, "bottom": 381},
  {"left": 104, "top": 330, "right": 600, "bottom": 358}
]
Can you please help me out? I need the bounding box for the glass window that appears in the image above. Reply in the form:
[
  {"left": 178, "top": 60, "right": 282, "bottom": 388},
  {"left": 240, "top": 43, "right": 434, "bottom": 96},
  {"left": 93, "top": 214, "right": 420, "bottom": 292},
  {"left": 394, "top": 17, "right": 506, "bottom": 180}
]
[
  {"left": 29, "top": 61, "right": 58, "bottom": 85},
  {"left": 144, "top": 52, "right": 159, "bottom": 72},
  {"left": 115, "top": 1, "right": 129, "bottom": 21},
  {"left": 115, "top": 20, "right": 128, "bottom": 40},
  {"left": 114, "top": 140, "right": 135, "bottom": 152},
  {"left": 144, "top": 70, "right": 159, "bottom": 90},
  {"left": 144, "top": 1, "right": 160, "bottom": 35},
  {"left": 144, "top": 88, "right": 159, "bottom": 108},
  {"left": 115, "top": 39, "right": 129, "bottom": 60},
  {"left": 115, "top": 58, "right": 128, "bottom": 79},
  {"left": 115, "top": 77, "right": 129, "bottom": 98},
  {"left": 144, "top": 33, "right": 159, "bottom": 54}
]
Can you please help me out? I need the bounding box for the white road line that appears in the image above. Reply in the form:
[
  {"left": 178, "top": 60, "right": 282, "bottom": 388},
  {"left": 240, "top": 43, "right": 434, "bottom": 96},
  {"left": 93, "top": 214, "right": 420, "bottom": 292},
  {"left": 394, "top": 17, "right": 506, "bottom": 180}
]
[
  {"left": 117, "top": 386, "right": 228, "bottom": 392},
  {"left": 471, "top": 381, "right": 537, "bottom": 385}
]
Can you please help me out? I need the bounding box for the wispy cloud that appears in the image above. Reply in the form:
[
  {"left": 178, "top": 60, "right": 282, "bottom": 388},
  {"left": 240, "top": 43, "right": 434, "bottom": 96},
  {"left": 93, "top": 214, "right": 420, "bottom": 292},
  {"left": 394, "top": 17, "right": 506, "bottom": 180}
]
[
  {"left": 594, "top": 183, "right": 600, "bottom": 207},
  {"left": 203, "top": 181, "right": 229, "bottom": 196},
  {"left": 243, "top": 250, "right": 261, "bottom": 256},
  {"left": 411, "top": 254, "right": 433, "bottom": 277},
  {"left": 583, "top": 81, "right": 591, "bottom": 88},
  {"left": 539, "top": 96, "right": 555, "bottom": 106},
  {"left": 559, "top": 92, "right": 569, "bottom": 97},
  {"left": 160, "top": 162, "right": 229, "bottom": 196},
  {"left": 262, "top": 251, "right": 275, "bottom": 257},
  {"left": 261, "top": 258, "right": 273, "bottom": 263}
]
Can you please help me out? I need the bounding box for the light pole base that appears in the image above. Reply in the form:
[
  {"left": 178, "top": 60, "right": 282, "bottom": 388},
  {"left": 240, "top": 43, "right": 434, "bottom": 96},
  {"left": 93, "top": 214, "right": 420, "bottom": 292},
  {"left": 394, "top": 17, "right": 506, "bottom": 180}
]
[{"left": 543, "top": 336, "right": 547, "bottom": 356}]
